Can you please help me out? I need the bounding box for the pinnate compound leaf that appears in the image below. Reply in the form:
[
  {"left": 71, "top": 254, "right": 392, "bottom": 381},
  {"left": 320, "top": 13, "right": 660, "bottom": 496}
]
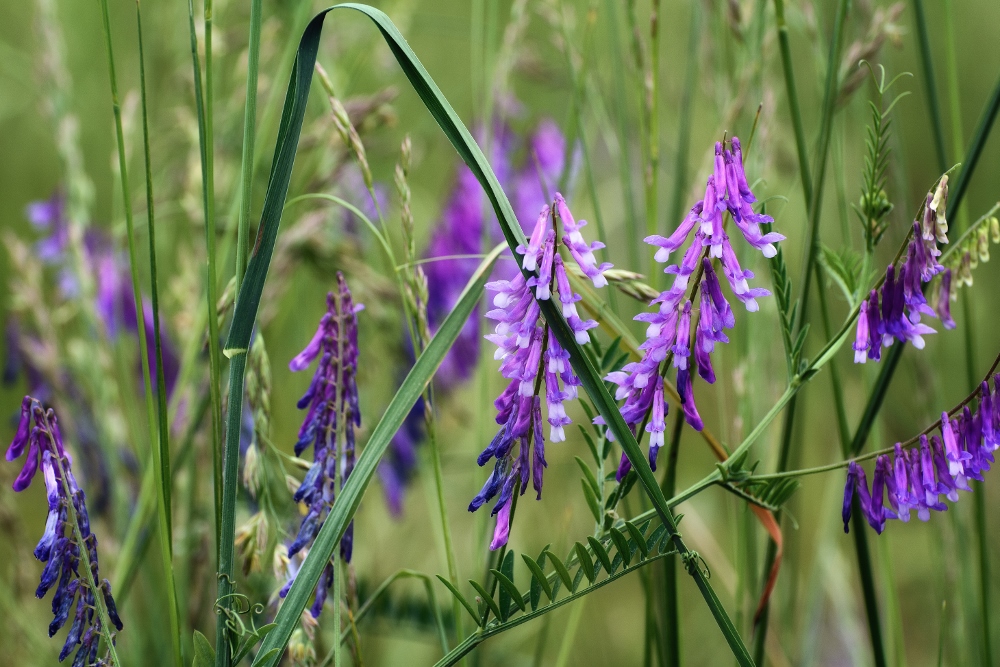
[
  {"left": 574, "top": 542, "right": 596, "bottom": 583},
  {"left": 587, "top": 536, "right": 613, "bottom": 574},
  {"left": 490, "top": 569, "right": 526, "bottom": 614},
  {"left": 468, "top": 579, "right": 502, "bottom": 622},
  {"left": 609, "top": 527, "right": 632, "bottom": 567},
  {"left": 521, "top": 554, "right": 553, "bottom": 603},
  {"left": 624, "top": 521, "right": 649, "bottom": 559},
  {"left": 546, "top": 551, "right": 574, "bottom": 591},
  {"left": 581, "top": 479, "right": 603, "bottom": 524},
  {"left": 436, "top": 575, "right": 481, "bottom": 627}
]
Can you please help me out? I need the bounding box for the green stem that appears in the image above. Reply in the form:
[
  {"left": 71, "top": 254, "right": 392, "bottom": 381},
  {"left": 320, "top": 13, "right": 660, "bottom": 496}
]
[
  {"left": 667, "top": 0, "right": 700, "bottom": 240},
  {"left": 659, "top": 411, "right": 684, "bottom": 667},
  {"left": 426, "top": 415, "right": 462, "bottom": 650},
  {"left": 644, "top": 0, "right": 663, "bottom": 275},
  {"left": 135, "top": 1, "right": 182, "bottom": 661},
  {"left": 98, "top": 0, "right": 180, "bottom": 662},
  {"left": 773, "top": 0, "right": 813, "bottom": 207},
  {"left": 756, "top": 1, "right": 848, "bottom": 659},
  {"left": 911, "top": 0, "right": 949, "bottom": 172},
  {"left": 186, "top": 0, "right": 223, "bottom": 559},
  {"left": 235, "top": 0, "right": 263, "bottom": 288},
  {"left": 942, "top": 0, "right": 992, "bottom": 657},
  {"left": 216, "top": 353, "right": 247, "bottom": 667}
]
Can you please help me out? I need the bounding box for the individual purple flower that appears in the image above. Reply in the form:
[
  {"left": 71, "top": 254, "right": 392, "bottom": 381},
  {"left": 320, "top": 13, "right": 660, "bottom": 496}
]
[
  {"left": 6, "top": 396, "right": 123, "bottom": 663},
  {"left": 936, "top": 268, "right": 956, "bottom": 329},
  {"left": 601, "top": 136, "right": 779, "bottom": 457},
  {"left": 284, "top": 274, "right": 363, "bottom": 617},
  {"left": 842, "top": 462, "right": 870, "bottom": 533},
  {"left": 853, "top": 299, "right": 871, "bottom": 363},
  {"left": 471, "top": 196, "right": 607, "bottom": 550}
]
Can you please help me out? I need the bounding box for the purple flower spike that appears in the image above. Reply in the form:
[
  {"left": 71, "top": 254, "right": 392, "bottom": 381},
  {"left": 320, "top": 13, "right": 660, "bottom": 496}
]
[
  {"left": 286, "top": 274, "right": 362, "bottom": 616},
  {"left": 472, "top": 196, "right": 611, "bottom": 551},
  {"left": 7, "top": 397, "right": 123, "bottom": 661},
  {"left": 603, "top": 136, "right": 778, "bottom": 466}
]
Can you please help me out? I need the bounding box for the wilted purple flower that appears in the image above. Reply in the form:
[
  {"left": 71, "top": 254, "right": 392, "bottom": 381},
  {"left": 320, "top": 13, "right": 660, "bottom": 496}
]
[
  {"left": 471, "top": 196, "right": 608, "bottom": 550},
  {"left": 6, "top": 396, "right": 123, "bottom": 663},
  {"left": 601, "top": 137, "right": 779, "bottom": 467},
  {"left": 283, "top": 274, "right": 363, "bottom": 617},
  {"left": 936, "top": 268, "right": 956, "bottom": 329},
  {"left": 844, "top": 379, "right": 1000, "bottom": 533}
]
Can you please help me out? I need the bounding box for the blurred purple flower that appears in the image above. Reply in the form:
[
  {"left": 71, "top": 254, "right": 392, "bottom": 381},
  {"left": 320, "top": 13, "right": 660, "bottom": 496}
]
[{"left": 380, "top": 119, "right": 574, "bottom": 515}]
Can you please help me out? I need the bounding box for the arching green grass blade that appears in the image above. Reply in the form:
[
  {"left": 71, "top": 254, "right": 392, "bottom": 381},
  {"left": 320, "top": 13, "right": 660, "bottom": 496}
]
[{"left": 220, "top": 6, "right": 751, "bottom": 665}]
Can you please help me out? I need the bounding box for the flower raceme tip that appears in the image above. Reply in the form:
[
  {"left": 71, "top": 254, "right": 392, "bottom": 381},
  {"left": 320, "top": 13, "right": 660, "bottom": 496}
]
[
  {"left": 600, "top": 136, "right": 781, "bottom": 477},
  {"left": 471, "top": 194, "right": 610, "bottom": 551}
]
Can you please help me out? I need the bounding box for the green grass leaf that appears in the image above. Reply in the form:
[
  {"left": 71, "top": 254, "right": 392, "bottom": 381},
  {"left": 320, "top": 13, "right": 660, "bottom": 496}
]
[{"left": 236, "top": 5, "right": 750, "bottom": 664}]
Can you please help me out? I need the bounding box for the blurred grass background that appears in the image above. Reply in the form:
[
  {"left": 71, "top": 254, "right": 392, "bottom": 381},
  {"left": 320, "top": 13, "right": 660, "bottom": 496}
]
[{"left": 2, "top": 0, "right": 1000, "bottom": 665}]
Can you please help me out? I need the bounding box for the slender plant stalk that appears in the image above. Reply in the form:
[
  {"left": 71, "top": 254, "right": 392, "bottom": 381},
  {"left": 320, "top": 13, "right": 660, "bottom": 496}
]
[
  {"left": 644, "top": 0, "right": 663, "bottom": 274},
  {"left": 911, "top": 0, "right": 949, "bottom": 172},
  {"left": 754, "top": 1, "right": 849, "bottom": 662},
  {"left": 604, "top": 0, "right": 641, "bottom": 271},
  {"left": 97, "top": 0, "right": 181, "bottom": 663},
  {"left": 942, "top": 1, "right": 992, "bottom": 661},
  {"left": 773, "top": 0, "right": 813, "bottom": 207},
  {"left": 135, "top": 1, "right": 183, "bottom": 662},
  {"left": 186, "top": 0, "right": 223, "bottom": 551},
  {"left": 658, "top": 411, "right": 684, "bottom": 667},
  {"left": 216, "top": 353, "right": 247, "bottom": 667},
  {"left": 666, "top": 0, "right": 700, "bottom": 237},
  {"left": 235, "top": 0, "right": 263, "bottom": 288}
]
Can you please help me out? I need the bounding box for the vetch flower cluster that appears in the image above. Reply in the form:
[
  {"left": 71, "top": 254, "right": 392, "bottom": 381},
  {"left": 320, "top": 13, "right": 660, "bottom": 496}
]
[
  {"left": 600, "top": 137, "right": 782, "bottom": 478},
  {"left": 282, "top": 273, "right": 363, "bottom": 618},
  {"left": 469, "top": 194, "right": 610, "bottom": 550},
  {"left": 6, "top": 396, "right": 123, "bottom": 664},
  {"left": 853, "top": 178, "right": 951, "bottom": 363},
  {"left": 843, "top": 375, "right": 1000, "bottom": 533}
]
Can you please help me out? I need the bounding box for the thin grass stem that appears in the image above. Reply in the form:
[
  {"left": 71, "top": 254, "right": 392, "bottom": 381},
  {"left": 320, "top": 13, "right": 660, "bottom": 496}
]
[{"left": 98, "top": 0, "right": 181, "bottom": 662}]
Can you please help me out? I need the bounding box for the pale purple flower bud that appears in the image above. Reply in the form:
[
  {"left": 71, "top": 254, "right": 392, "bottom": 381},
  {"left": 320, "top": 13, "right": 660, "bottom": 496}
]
[
  {"left": 646, "top": 202, "right": 703, "bottom": 263},
  {"left": 854, "top": 300, "right": 870, "bottom": 364},
  {"left": 518, "top": 206, "right": 550, "bottom": 272},
  {"left": 672, "top": 301, "right": 692, "bottom": 369},
  {"left": 937, "top": 269, "right": 955, "bottom": 329},
  {"left": 942, "top": 411, "right": 970, "bottom": 475},
  {"left": 646, "top": 377, "right": 667, "bottom": 468},
  {"left": 490, "top": 495, "right": 512, "bottom": 550}
]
